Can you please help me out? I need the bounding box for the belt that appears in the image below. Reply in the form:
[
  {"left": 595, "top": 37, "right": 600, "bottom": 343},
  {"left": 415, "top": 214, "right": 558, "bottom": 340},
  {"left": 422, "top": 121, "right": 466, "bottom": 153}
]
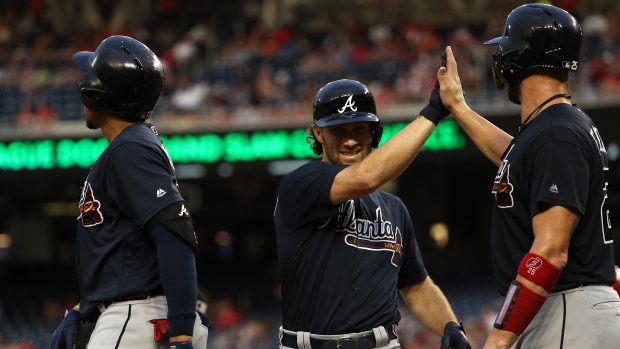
[
  {"left": 102, "top": 287, "right": 165, "bottom": 308},
  {"left": 551, "top": 282, "right": 610, "bottom": 293},
  {"left": 281, "top": 326, "right": 397, "bottom": 349}
]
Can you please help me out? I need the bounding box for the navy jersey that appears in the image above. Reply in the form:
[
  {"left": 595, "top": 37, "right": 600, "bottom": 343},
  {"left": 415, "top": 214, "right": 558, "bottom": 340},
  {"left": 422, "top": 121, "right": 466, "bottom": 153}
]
[
  {"left": 490, "top": 104, "right": 615, "bottom": 295},
  {"left": 274, "top": 161, "right": 428, "bottom": 334},
  {"left": 76, "top": 123, "right": 184, "bottom": 321}
]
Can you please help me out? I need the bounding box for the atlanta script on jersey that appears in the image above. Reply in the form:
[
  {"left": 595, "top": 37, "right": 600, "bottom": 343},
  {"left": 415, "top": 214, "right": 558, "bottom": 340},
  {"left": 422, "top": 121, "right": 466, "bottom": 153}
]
[{"left": 274, "top": 160, "right": 428, "bottom": 334}]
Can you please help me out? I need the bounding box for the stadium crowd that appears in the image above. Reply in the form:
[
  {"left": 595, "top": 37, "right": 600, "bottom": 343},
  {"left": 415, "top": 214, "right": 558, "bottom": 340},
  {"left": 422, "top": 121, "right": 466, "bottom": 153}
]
[
  {"left": 1, "top": 0, "right": 619, "bottom": 348},
  {"left": 0, "top": 0, "right": 619, "bottom": 129}
]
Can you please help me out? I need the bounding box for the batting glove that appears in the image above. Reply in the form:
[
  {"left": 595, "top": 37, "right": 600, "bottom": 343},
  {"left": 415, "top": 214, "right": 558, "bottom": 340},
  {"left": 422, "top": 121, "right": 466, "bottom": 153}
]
[
  {"left": 166, "top": 341, "right": 194, "bottom": 349},
  {"left": 440, "top": 321, "right": 471, "bottom": 349},
  {"left": 199, "top": 313, "right": 212, "bottom": 328},
  {"left": 420, "top": 52, "right": 451, "bottom": 125},
  {"left": 50, "top": 309, "right": 82, "bottom": 349}
]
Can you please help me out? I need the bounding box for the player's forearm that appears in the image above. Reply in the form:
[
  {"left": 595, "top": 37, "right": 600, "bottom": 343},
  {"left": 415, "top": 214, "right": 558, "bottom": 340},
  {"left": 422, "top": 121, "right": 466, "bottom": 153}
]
[
  {"left": 450, "top": 104, "right": 512, "bottom": 167},
  {"left": 400, "top": 277, "right": 458, "bottom": 337},
  {"left": 482, "top": 328, "right": 518, "bottom": 349},
  {"left": 438, "top": 46, "right": 512, "bottom": 166},
  {"left": 152, "top": 225, "right": 197, "bottom": 337},
  {"left": 349, "top": 116, "right": 435, "bottom": 192}
]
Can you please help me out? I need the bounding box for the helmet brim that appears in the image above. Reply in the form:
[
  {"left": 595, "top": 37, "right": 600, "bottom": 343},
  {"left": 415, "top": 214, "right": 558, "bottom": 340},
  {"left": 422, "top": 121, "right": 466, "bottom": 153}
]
[
  {"left": 483, "top": 36, "right": 527, "bottom": 55},
  {"left": 72, "top": 51, "right": 94, "bottom": 72},
  {"left": 314, "top": 112, "right": 380, "bottom": 128},
  {"left": 483, "top": 37, "right": 503, "bottom": 46}
]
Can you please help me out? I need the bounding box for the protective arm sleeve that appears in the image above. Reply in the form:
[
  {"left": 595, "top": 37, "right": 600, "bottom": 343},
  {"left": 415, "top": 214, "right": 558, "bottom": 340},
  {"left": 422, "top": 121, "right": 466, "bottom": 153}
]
[{"left": 152, "top": 224, "right": 197, "bottom": 337}]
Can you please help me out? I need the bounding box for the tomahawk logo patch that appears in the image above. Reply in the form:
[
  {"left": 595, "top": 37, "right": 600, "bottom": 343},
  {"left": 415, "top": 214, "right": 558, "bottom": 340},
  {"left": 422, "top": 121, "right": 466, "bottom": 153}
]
[
  {"left": 492, "top": 145, "right": 514, "bottom": 208},
  {"left": 78, "top": 182, "right": 103, "bottom": 227},
  {"left": 336, "top": 200, "right": 403, "bottom": 267}
]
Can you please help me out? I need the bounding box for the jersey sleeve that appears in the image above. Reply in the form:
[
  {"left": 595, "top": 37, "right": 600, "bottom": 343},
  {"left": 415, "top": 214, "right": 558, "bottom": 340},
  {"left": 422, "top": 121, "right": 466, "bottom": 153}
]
[
  {"left": 277, "top": 162, "right": 346, "bottom": 240},
  {"left": 527, "top": 139, "right": 590, "bottom": 216},
  {"left": 108, "top": 142, "right": 184, "bottom": 227},
  {"left": 397, "top": 207, "right": 428, "bottom": 289}
]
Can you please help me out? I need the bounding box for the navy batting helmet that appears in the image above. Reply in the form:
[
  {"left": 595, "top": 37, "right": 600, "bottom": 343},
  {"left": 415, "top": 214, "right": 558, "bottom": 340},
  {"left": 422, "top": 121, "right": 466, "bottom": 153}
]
[
  {"left": 484, "top": 4, "right": 582, "bottom": 90},
  {"left": 72, "top": 35, "right": 165, "bottom": 120},
  {"left": 313, "top": 79, "right": 383, "bottom": 148}
]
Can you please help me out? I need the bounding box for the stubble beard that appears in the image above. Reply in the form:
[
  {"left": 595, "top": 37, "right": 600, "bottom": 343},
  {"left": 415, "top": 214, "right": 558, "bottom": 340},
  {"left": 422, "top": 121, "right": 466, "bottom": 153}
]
[{"left": 507, "top": 83, "right": 521, "bottom": 105}]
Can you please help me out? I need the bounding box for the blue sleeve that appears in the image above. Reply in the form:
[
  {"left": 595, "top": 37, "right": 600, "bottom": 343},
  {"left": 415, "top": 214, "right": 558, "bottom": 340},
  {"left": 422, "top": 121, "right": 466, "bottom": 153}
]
[
  {"left": 109, "top": 142, "right": 183, "bottom": 227},
  {"left": 152, "top": 225, "right": 197, "bottom": 337},
  {"left": 397, "top": 208, "right": 428, "bottom": 289},
  {"left": 278, "top": 162, "right": 346, "bottom": 240}
]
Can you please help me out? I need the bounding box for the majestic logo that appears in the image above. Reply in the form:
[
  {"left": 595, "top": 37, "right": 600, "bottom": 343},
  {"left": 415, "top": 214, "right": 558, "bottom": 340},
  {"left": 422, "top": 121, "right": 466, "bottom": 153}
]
[
  {"left": 525, "top": 256, "right": 543, "bottom": 275},
  {"left": 78, "top": 182, "right": 103, "bottom": 227},
  {"left": 492, "top": 145, "right": 514, "bottom": 208},
  {"left": 337, "top": 95, "right": 357, "bottom": 114},
  {"left": 178, "top": 204, "right": 189, "bottom": 217},
  {"left": 335, "top": 200, "right": 403, "bottom": 267},
  {"left": 549, "top": 184, "right": 559, "bottom": 194},
  {"left": 157, "top": 188, "right": 167, "bottom": 198}
]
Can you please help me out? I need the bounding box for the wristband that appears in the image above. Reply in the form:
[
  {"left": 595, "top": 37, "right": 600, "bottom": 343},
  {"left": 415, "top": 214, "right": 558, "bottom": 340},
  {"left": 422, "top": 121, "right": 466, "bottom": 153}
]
[
  {"left": 420, "top": 52, "right": 450, "bottom": 125},
  {"left": 517, "top": 252, "right": 561, "bottom": 293},
  {"left": 494, "top": 280, "right": 547, "bottom": 334}
]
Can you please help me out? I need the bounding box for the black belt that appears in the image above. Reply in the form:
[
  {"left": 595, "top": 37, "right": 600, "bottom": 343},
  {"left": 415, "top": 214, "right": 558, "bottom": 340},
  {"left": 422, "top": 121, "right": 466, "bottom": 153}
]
[
  {"left": 281, "top": 326, "right": 397, "bottom": 349},
  {"left": 102, "top": 287, "right": 165, "bottom": 308},
  {"left": 552, "top": 282, "right": 610, "bottom": 293}
]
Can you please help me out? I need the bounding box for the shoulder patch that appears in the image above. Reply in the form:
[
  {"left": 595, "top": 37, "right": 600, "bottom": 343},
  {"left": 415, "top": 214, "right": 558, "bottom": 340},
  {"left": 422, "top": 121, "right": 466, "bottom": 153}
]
[{"left": 78, "top": 182, "right": 104, "bottom": 227}]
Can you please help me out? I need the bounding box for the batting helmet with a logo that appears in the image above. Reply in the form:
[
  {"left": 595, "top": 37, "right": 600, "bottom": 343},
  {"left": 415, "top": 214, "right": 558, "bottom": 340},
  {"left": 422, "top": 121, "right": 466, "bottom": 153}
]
[
  {"left": 312, "top": 79, "right": 383, "bottom": 148},
  {"left": 484, "top": 4, "right": 582, "bottom": 90}
]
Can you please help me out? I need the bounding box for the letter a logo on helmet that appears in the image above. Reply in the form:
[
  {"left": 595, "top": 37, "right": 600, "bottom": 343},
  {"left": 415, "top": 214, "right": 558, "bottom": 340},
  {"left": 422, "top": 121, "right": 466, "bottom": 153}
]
[{"left": 338, "top": 95, "right": 358, "bottom": 114}]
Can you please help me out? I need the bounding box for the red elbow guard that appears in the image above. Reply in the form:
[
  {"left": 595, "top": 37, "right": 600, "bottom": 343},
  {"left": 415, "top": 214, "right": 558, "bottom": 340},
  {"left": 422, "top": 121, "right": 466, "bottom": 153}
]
[{"left": 517, "top": 252, "right": 561, "bottom": 293}]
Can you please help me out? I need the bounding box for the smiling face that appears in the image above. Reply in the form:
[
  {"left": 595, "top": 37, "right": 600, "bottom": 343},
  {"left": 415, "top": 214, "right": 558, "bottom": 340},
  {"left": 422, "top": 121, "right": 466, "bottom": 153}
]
[{"left": 313, "top": 122, "right": 374, "bottom": 165}]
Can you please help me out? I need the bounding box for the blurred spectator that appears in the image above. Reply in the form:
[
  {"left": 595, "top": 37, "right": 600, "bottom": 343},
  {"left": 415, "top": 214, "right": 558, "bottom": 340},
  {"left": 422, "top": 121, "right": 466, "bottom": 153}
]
[{"left": 0, "top": 0, "right": 618, "bottom": 128}]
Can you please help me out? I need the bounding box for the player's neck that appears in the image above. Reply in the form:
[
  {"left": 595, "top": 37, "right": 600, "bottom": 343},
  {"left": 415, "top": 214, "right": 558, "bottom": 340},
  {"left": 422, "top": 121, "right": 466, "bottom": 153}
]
[
  {"left": 101, "top": 117, "right": 144, "bottom": 143},
  {"left": 519, "top": 76, "right": 571, "bottom": 124}
]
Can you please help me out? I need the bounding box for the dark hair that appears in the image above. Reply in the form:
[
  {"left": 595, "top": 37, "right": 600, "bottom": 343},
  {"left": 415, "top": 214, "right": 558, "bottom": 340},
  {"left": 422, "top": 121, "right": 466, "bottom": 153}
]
[{"left": 306, "top": 125, "right": 323, "bottom": 156}]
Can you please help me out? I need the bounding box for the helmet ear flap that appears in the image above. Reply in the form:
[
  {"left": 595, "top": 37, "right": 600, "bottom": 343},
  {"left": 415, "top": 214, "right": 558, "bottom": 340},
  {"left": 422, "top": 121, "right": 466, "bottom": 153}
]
[
  {"left": 372, "top": 122, "right": 383, "bottom": 148},
  {"left": 79, "top": 87, "right": 106, "bottom": 112}
]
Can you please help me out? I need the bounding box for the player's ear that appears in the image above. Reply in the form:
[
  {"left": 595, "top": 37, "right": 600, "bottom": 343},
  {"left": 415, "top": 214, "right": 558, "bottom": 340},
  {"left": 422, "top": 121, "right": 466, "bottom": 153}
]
[{"left": 313, "top": 124, "right": 324, "bottom": 144}]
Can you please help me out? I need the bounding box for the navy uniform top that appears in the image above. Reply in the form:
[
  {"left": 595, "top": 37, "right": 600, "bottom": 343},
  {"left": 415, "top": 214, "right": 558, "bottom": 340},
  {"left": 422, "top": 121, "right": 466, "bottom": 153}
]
[
  {"left": 274, "top": 161, "right": 428, "bottom": 334},
  {"left": 490, "top": 104, "right": 616, "bottom": 295},
  {"left": 76, "top": 123, "right": 184, "bottom": 321}
]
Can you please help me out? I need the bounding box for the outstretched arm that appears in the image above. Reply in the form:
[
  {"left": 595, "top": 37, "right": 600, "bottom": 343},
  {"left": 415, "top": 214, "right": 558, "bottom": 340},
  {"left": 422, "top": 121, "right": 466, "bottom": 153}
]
[
  {"left": 438, "top": 46, "right": 513, "bottom": 167},
  {"left": 331, "top": 116, "right": 437, "bottom": 204}
]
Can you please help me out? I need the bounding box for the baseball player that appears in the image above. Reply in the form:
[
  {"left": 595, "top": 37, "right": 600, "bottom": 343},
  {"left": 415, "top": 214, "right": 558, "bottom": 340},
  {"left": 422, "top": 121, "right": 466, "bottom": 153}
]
[
  {"left": 50, "top": 35, "right": 208, "bottom": 349},
  {"left": 273, "top": 78, "right": 471, "bottom": 349},
  {"left": 437, "top": 4, "right": 620, "bottom": 348}
]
